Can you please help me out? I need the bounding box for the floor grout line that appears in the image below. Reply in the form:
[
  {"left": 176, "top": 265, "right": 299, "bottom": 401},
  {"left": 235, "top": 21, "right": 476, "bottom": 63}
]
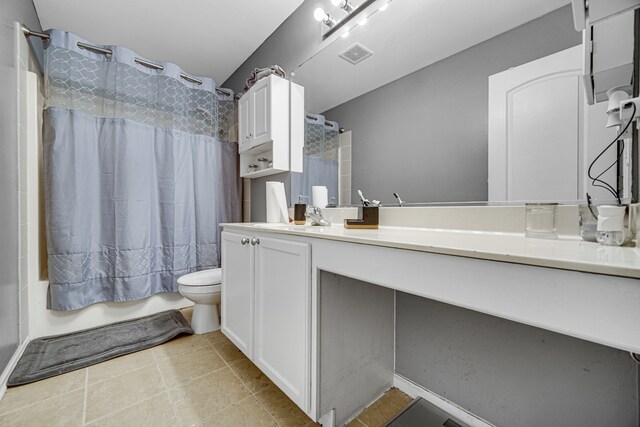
[
  {"left": 201, "top": 331, "right": 284, "bottom": 426},
  {"left": 152, "top": 346, "right": 184, "bottom": 427},
  {"left": 155, "top": 332, "right": 253, "bottom": 425},
  {"left": 81, "top": 368, "right": 89, "bottom": 426},
  {"left": 84, "top": 390, "right": 168, "bottom": 426},
  {"left": 0, "top": 377, "right": 86, "bottom": 417},
  {"left": 204, "top": 334, "right": 309, "bottom": 427},
  {"left": 215, "top": 342, "right": 281, "bottom": 427}
]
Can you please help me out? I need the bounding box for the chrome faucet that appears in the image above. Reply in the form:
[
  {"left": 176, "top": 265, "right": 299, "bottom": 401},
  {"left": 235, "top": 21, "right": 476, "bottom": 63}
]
[
  {"left": 393, "top": 192, "right": 405, "bottom": 207},
  {"left": 305, "top": 206, "right": 331, "bottom": 226}
]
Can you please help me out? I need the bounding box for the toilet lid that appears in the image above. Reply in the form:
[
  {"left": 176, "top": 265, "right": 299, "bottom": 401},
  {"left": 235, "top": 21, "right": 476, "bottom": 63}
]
[{"left": 177, "top": 268, "right": 222, "bottom": 286}]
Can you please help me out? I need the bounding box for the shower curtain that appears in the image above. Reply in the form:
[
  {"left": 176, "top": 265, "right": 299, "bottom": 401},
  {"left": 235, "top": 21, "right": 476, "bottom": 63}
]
[
  {"left": 290, "top": 114, "right": 339, "bottom": 205},
  {"left": 42, "top": 30, "right": 241, "bottom": 311}
]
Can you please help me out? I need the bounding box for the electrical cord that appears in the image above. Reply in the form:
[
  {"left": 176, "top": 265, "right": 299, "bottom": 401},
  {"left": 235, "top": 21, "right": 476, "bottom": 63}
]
[
  {"left": 592, "top": 142, "right": 625, "bottom": 198},
  {"left": 587, "top": 102, "right": 636, "bottom": 205}
]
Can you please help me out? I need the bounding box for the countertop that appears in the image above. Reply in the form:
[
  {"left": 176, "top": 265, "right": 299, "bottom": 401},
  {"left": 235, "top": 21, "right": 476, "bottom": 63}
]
[{"left": 221, "top": 222, "right": 640, "bottom": 279}]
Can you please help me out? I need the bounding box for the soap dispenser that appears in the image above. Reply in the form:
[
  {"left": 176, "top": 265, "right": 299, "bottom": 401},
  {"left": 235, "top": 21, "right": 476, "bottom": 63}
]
[{"left": 294, "top": 195, "right": 308, "bottom": 225}]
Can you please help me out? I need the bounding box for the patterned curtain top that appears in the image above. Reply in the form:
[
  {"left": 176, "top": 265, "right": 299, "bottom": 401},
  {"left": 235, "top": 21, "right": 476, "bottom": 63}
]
[{"left": 43, "top": 29, "right": 223, "bottom": 137}]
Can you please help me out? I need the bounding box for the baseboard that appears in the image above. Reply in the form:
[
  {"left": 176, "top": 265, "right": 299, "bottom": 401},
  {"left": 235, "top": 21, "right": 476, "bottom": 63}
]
[
  {"left": 0, "top": 337, "right": 31, "bottom": 403},
  {"left": 393, "top": 374, "right": 495, "bottom": 427}
]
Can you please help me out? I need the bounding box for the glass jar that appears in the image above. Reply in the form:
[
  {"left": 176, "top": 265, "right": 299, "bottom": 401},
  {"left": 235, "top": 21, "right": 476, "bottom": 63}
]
[
  {"left": 596, "top": 229, "right": 630, "bottom": 246},
  {"left": 257, "top": 157, "right": 270, "bottom": 170},
  {"left": 525, "top": 203, "right": 558, "bottom": 239},
  {"left": 578, "top": 205, "right": 598, "bottom": 242},
  {"left": 596, "top": 205, "right": 631, "bottom": 246}
]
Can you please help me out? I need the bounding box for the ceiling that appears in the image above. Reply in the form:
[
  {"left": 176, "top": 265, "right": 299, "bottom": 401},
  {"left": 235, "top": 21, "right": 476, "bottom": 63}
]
[
  {"left": 293, "top": 0, "right": 573, "bottom": 113},
  {"left": 32, "top": 0, "right": 305, "bottom": 85}
]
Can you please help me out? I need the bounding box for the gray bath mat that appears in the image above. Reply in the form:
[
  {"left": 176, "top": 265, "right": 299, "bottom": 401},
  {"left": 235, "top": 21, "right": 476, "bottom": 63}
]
[{"left": 8, "top": 309, "right": 193, "bottom": 386}]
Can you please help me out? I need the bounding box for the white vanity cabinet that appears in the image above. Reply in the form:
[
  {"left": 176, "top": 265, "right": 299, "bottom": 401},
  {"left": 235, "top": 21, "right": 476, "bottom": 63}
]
[
  {"left": 221, "top": 231, "right": 311, "bottom": 412},
  {"left": 220, "top": 231, "right": 254, "bottom": 356},
  {"left": 238, "top": 75, "right": 304, "bottom": 179}
]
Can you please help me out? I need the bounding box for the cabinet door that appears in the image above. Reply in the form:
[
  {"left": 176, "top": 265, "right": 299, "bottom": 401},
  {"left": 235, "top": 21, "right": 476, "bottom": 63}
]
[
  {"left": 251, "top": 78, "right": 271, "bottom": 147},
  {"left": 221, "top": 231, "right": 254, "bottom": 358},
  {"left": 254, "top": 237, "right": 310, "bottom": 411},
  {"left": 238, "top": 94, "right": 251, "bottom": 153}
]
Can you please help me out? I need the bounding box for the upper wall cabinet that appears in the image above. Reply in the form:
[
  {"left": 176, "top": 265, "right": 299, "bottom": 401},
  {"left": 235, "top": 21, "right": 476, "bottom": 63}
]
[
  {"left": 572, "top": 0, "right": 639, "bottom": 104},
  {"left": 573, "top": 0, "right": 640, "bottom": 30},
  {"left": 238, "top": 75, "right": 304, "bottom": 178}
]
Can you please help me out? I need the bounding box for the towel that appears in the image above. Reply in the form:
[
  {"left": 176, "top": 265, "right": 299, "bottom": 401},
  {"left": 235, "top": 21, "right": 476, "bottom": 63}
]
[{"left": 244, "top": 65, "right": 286, "bottom": 92}]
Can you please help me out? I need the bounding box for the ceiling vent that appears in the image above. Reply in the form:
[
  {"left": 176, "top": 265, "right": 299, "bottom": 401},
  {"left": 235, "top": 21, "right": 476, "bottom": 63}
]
[{"left": 339, "top": 43, "right": 373, "bottom": 65}]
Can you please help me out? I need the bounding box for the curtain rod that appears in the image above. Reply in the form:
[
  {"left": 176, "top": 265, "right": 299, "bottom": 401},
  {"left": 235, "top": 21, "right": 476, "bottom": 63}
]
[
  {"left": 22, "top": 24, "right": 235, "bottom": 98},
  {"left": 22, "top": 24, "right": 49, "bottom": 40}
]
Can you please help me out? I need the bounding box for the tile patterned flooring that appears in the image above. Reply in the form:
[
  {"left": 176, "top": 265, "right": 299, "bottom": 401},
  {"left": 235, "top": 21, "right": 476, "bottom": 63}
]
[{"left": 0, "top": 308, "right": 411, "bottom": 427}]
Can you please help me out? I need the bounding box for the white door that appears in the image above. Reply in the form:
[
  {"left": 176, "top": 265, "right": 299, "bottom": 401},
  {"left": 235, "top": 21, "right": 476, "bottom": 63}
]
[
  {"left": 254, "top": 236, "right": 310, "bottom": 412},
  {"left": 489, "top": 45, "right": 585, "bottom": 202},
  {"left": 238, "top": 94, "right": 251, "bottom": 153},
  {"left": 221, "top": 231, "right": 254, "bottom": 358},
  {"left": 251, "top": 78, "right": 271, "bottom": 147}
]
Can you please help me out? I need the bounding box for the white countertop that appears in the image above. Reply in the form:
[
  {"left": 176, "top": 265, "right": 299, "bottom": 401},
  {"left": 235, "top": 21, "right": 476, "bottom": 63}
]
[{"left": 222, "top": 222, "right": 640, "bottom": 279}]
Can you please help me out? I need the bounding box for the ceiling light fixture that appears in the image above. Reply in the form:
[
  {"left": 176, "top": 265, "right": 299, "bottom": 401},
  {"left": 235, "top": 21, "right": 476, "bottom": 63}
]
[
  {"left": 315, "top": 0, "right": 377, "bottom": 40},
  {"left": 314, "top": 7, "right": 337, "bottom": 28},
  {"left": 331, "top": 0, "right": 355, "bottom": 14},
  {"left": 379, "top": 2, "right": 389, "bottom": 11},
  {"left": 359, "top": 17, "right": 367, "bottom": 26}
]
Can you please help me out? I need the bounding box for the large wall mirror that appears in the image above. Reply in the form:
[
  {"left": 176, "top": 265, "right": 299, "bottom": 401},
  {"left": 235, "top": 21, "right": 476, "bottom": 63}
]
[{"left": 290, "top": 0, "right": 634, "bottom": 207}]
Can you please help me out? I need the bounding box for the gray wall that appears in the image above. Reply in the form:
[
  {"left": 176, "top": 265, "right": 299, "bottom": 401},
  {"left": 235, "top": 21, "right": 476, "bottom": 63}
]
[
  {"left": 0, "top": 1, "right": 41, "bottom": 372},
  {"left": 320, "top": 272, "right": 394, "bottom": 425},
  {"left": 224, "top": 0, "right": 326, "bottom": 222},
  {"left": 324, "top": 5, "right": 582, "bottom": 205},
  {"left": 223, "top": 1, "right": 324, "bottom": 93},
  {"left": 395, "top": 292, "right": 639, "bottom": 426}
]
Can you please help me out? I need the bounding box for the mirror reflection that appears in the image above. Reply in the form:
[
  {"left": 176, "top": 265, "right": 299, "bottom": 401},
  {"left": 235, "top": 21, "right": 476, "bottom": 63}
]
[{"left": 291, "top": 0, "right": 627, "bottom": 207}]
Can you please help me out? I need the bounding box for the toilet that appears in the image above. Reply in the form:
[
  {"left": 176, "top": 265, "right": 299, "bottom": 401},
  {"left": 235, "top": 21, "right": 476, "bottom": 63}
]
[{"left": 177, "top": 268, "right": 222, "bottom": 334}]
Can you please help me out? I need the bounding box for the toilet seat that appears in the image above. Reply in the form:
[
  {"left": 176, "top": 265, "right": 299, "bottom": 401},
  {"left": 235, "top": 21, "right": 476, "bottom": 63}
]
[
  {"left": 177, "top": 268, "right": 222, "bottom": 286},
  {"left": 178, "top": 283, "right": 221, "bottom": 294}
]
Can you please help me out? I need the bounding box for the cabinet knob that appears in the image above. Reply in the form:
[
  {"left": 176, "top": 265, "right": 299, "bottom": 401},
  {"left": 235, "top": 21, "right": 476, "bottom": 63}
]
[
  {"left": 251, "top": 238, "right": 260, "bottom": 246},
  {"left": 241, "top": 238, "right": 250, "bottom": 245},
  {"left": 249, "top": 133, "right": 253, "bottom": 137},
  {"left": 245, "top": 135, "right": 250, "bottom": 139}
]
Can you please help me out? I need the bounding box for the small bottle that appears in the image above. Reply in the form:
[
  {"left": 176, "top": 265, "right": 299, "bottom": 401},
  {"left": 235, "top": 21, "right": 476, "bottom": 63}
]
[
  {"left": 596, "top": 205, "right": 631, "bottom": 246},
  {"left": 294, "top": 195, "right": 308, "bottom": 225}
]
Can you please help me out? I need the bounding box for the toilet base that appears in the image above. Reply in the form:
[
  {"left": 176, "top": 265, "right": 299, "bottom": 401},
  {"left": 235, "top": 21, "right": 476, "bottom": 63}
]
[{"left": 191, "top": 303, "right": 220, "bottom": 334}]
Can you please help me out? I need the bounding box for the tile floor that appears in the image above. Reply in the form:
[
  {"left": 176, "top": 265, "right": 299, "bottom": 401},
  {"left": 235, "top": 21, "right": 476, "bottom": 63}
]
[{"left": 0, "top": 308, "right": 411, "bottom": 427}]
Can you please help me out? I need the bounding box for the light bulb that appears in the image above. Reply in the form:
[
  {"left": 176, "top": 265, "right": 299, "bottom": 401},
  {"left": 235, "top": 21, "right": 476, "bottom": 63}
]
[
  {"left": 341, "top": 30, "right": 350, "bottom": 38},
  {"left": 331, "top": 0, "right": 343, "bottom": 6},
  {"left": 379, "top": 2, "right": 388, "bottom": 11},
  {"left": 359, "top": 17, "right": 367, "bottom": 26},
  {"left": 314, "top": 7, "right": 327, "bottom": 22}
]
